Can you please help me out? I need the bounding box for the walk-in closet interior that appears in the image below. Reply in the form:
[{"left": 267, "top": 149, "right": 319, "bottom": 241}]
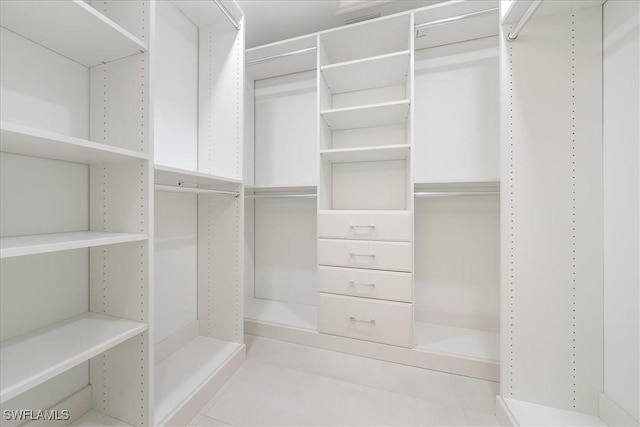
[{"left": 0, "top": 0, "right": 638, "bottom": 425}]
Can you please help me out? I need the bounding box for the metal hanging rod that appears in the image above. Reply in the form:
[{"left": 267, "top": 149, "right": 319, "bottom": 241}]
[
  {"left": 507, "top": 0, "right": 544, "bottom": 42},
  {"left": 414, "top": 7, "right": 499, "bottom": 31},
  {"left": 245, "top": 193, "right": 317, "bottom": 199},
  {"left": 213, "top": 0, "right": 240, "bottom": 30},
  {"left": 246, "top": 47, "right": 317, "bottom": 66},
  {"left": 155, "top": 184, "right": 239, "bottom": 197},
  {"left": 415, "top": 191, "right": 499, "bottom": 198}
]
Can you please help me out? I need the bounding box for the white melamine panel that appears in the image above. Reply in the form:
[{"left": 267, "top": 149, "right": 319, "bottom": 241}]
[
  {"left": 0, "top": 250, "right": 87, "bottom": 341},
  {"left": 0, "top": 232, "right": 147, "bottom": 259},
  {"left": 254, "top": 71, "right": 317, "bottom": 187},
  {"left": 321, "top": 51, "right": 410, "bottom": 95},
  {"left": 254, "top": 198, "right": 317, "bottom": 306},
  {"left": 0, "top": 153, "right": 87, "bottom": 238},
  {"left": 321, "top": 100, "right": 410, "bottom": 131},
  {"left": 501, "top": 7, "right": 603, "bottom": 414},
  {"left": 155, "top": 165, "right": 242, "bottom": 189},
  {"left": 318, "top": 294, "right": 412, "bottom": 347},
  {"left": 331, "top": 160, "right": 407, "bottom": 210},
  {"left": 154, "top": 192, "right": 198, "bottom": 343},
  {"left": 154, "top": 337, "right": 241, "bottom": 423},
  {"left": 199, "top": 24, "right": 243, "bottom": 180},
  {"left": 320, "top": 14, "right": 410, "bottom": 65},
  {"left": 603, "top": 0, "right": 640, "bottom": 421},
  {"left": 154, "top": 0, "right": 198, "bottom": 171},
  {"left": 414, "top": 36, "right": 499, "bottom": 183},
  {"left": 318, "top": 210, "right": 413, "bottom": 242},
  {"left": 0, "top": 312, "right": 146, "bottom": 403},
  {"left": 318, "top": 239, "right": 412, "bottom": 272},
  {"left": 414, "top": 196, "right": 499, "bottom": 317},
  {"left": 0, "top": 28, "right": 89, "bottom": 138},
  {"left": 330, "top": 125, "right": 407, "bottom": 149},
  {"left": 170, "top": 0, "right": 241, "bottom": 30},
  {"left": 246, "top": 34, "right": 317, "bottom": 81},
  {"left": 0, "top": 122, "right": 148, "bottom": 164},
  {"left": 244, "top": 77, "right": 255, "bottom": 185},
  {"left": 90, "top": 54, "right": 150, "bottom": 153},
  {"left": 87, "top": 1, "right": 149, "bottom": 43},
  {"left": 0, "top": 0, "right": 147, "bottom": 67},
  {"left": 318, "top": 266, "right": 412, "bottom": 303},
  {"left": 320, "top": 144, "right": 410, "bottom": 164},
  {"left": 0, "top": 365, "right": 88, "bottom": 427},
  {"left": 331, "top": 85, "right": 407, "bottom": 110}
]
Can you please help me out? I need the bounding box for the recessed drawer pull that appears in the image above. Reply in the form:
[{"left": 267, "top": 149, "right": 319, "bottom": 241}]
[
  {"left": 348, "top": 224, "right": 376, "bottom": 229},
  {"left": 349, "top": 252, "right": 376, "bottom": 257},
  {"left": 348, "top": 281, "right": 375, "bottom": 287},
  {"left": 349, "top": 316, "right": 376, "bottom": 324}
]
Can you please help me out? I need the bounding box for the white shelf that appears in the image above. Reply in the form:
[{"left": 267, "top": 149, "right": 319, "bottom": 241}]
[
  {"left": 0, "top": 231, "right": 148, "bottom": 259},
  {"left": 502, "top": 398, "right": 607, "bottom": 426},
  {"left": 0, "top": 122, "right": 148, "bottom": 164},
  {"left": 69, "top": 410, "right": 133, "bottom": 427},
  {"left": 501, "top": 0, "right": 604, "bottom": 25},
  {"left": 170, "top": 0, "right": 243, "bottom": 30},
  {"left": 321, "top": 144, "right": 410, "bottom": 164},
  {"left": 413, "top": 321, "right": 499, "bottom": 363},
  {"left": 0, "top": 0, "right": 148, "bottom": 67},
  {"left": 321, "top": 51, "right": 410, "bottom": 94},
  {"left": 321, "top": 100, "right": 411, "bottom": 131},
  {"left": 245, "top": 297, "right": 318, "bottom": 330},
  {"left": 154, "top": 337, "right": 242, "bottom": 424},
  {"left": 0, "top": 312, "right": 147, "bottom": 404},
  {"left": 154, "top": 164, "right": 242, "bottom": 188},
  {"left": 246, "top": 34, "right": 317, "bottom": 81}
]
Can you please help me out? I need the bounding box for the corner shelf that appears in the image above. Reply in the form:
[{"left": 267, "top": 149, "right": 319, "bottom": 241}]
[
  {"left": 0, "top": 232, "right": 148, "bottom": 259},
  {"left": 321, "top": 144, "right": 410, "bottom": 164},
  {"left": 0, "top": 312, "right": 147, "bottom": 404},
  {"left": 321, "top": 50, "right": 410, "bottom": 94},
  {"left": 154, "top": 164, "right": 242, "bottom": 189},
  {"left": 321, "top": 100, "right": 410, "bottom": 131},
  {"left": 1, "top": 122, "right": 149, "bottom": 164},
  {"left": 0, "top": 0, "right": 148, "bottom": 67}
]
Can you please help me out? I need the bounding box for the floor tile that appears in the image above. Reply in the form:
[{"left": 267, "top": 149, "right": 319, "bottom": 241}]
[
  {"left": 451, "top": 374, "right": 500, "bottom": 414},
  {"left": 244, "top": 333, "right": 268, "bottom": 359},
  {"left": 248, "top": 336, "right": 461, "bottom": 407},
  {"left": 205, "top": 360, "right": 467, "bottom": 426},
  {"left": 188, "top": 414, "right": 233, "bottom": 426},
  {"left": 465, "top": 409, "right": 501, "bottom": 426}
]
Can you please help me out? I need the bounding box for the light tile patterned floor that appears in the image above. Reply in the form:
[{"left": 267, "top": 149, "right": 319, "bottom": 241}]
[{"left": 188, "top": 335, "right": 500, "bottom": 426}]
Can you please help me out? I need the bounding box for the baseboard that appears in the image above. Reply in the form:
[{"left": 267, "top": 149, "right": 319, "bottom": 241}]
[
  {"left": 245, "top": 319, "right": 499, "bottom": 381},
  {"left": 599, "top": 393, "right": 640, "bottom": 426},
  {"left": 495, "top": 395, "right": 519, "bottom": 426},
  {"left": 158, "top": 344, "right": 246, "bottom": 427},
  {"left": 155, "top": 320, "right": 200, "bottom": 364},
  {"left": 414, "top": 308, "right": 500, "bottom": 332},
  {"left": 24, "top": 386, "right": 92, "bottom": 427}
]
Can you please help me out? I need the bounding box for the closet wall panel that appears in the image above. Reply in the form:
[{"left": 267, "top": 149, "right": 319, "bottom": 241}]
[{"left": 500, "top": 6, "right": 603, "bottom": 415}]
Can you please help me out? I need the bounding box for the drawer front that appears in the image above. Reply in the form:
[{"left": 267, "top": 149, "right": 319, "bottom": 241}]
[
  {"left": 318, "top": 266, "right": 412, "bottom": 303},
  {"left": 318, "top": 239, "right": 412, "bottom": 272},
  {"left": 318, "top": 294, "right": 412, "bottom": 347},
  {"left": 318, "top": 211, "right": 412, "bottom": 242}
]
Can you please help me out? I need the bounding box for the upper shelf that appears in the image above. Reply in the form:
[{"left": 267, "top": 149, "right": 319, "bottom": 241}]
[
  {"left": 0, "top": 0, "right": 148, "bottom": 67},
  {"left": 321, "top": 100, "right": 410, "bottom": 131},
  {"left": 321, "top": 51, "right": 410, "bottom": 94},
  {"left": 321, "top": 145, "right": 411, "bottom": 164},
  {"left": 502, "top": 0, "right": 604, "bottom": 25},
  {"left": 0, "top": 312, "right": 147, "bottom": 404},
  {"left": 246, "top": 34, "right": 317, "bottom": 81},
  {"left": 154, "top": 164, "right": 242, "bottom": 190},
  {"left": 171, "top": 0, "right": 243, "bottom": 30},
  {"left": 1, "top": 122, "right": 149, "bottom": 164}
]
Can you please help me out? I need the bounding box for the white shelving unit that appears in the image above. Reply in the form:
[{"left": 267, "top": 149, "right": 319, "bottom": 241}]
[
  {"left": 320, "top": 100, "right": 411, "bottom": 131},
  {"left": 320, "top": 145, "right": 410, "bottom": 164}
]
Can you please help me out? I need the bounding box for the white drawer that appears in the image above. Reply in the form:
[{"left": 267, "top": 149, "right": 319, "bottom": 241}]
[
  {"left": 318, "top": 211, "right": 412, "bottom": 241},
  {"left": 318, "top": 266, "right": 412, "bottom": 303},
  {"left": 318, "top": 294, "right": 412, "bottom": 347},
  {"left": 318, "top": 239, "right": 412, "bottom": 272}
]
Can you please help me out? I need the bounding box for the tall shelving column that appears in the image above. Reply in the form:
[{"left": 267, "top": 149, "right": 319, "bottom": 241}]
[
  {"left": 0, "top": 1, "right": 152, "bottom": 426},
  {"left": 316, "top": 14, "right": 415, "bottom": 348},
  {"left": 151, "top": 1, "right": 245, "bottom": 425}
]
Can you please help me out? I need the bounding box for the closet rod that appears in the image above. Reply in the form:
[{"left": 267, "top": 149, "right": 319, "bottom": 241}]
[
  {"left": 246, "top": 47, "right": 317, "bottom": 65},
  {"left": 155, "top": 184, "right": 239, "bottom": 197},
  {"left": 213, "top": 0, "right": 240, "bottom": 30},
  {"left": 415, "top": 191, "right": 499, "bottom": 197},
  {"left": 245, "top": 193, "right": 317, "bottom": 199},
  {"left": 506, "top": 0, "right": 544, "bottom": 41},
  {"left": 414, "top": 7, "right": 499, "bottom": 31}
]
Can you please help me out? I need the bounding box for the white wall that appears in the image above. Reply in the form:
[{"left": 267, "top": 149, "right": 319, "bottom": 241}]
[
  {"left": 500, "top": 6, "right": 603, "bottom": 415},
  {"left": 603, "top": 0, "right": 640, "bottom": 421}
]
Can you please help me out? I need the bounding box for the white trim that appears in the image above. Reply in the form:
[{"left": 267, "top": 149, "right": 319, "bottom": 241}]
[{"left": 599, "top": 393, "right": 640, "bottom": 427}]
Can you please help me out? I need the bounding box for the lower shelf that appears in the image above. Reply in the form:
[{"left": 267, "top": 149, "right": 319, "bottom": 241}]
[
  {"left": 413, "top": 321, "right": 500, "bottom": 363},
  {"left": 245, "top": 297, "right": 317, "bottom": 330},
  {"left": 498, "top": 396, "right": 607, "bottom": 426},
  {"left": 154, "top": 336, "right": 243, "bottom": 424},
  {"left": 69, "top": 410, "right": 132, "bottom": 427}
]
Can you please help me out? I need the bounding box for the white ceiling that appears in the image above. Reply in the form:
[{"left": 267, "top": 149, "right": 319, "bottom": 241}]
[{"left": 237, "top": 0, "right": 446, "bottom": 48}]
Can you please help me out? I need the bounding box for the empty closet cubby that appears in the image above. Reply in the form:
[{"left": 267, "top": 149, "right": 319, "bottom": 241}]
[
  {"left": 152, "top": 1, "right": 245, "bottom": 425},
  {"left": 0, "top": 1, "right": 151, "bottom": 425}
]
